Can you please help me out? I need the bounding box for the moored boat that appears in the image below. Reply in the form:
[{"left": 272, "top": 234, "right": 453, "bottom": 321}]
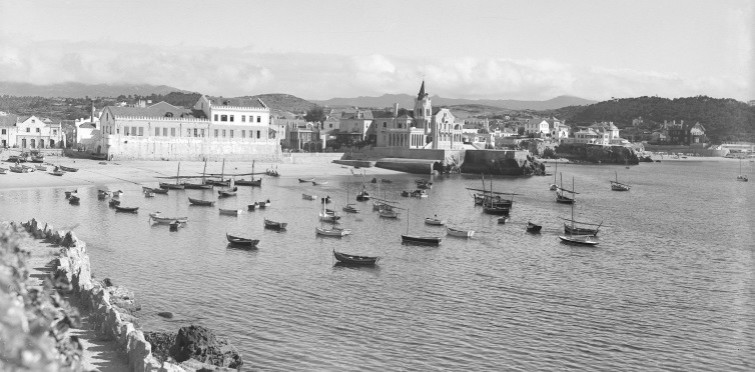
[
  {"left": 68, "top": 195, "right": 80, "bottom": 205},
  {"left": 219, "top": 208, "right": 241, "bottom": 216},
  {"left": 35, "top": 164, "right": 47, "bottom": 171},
  {"left": 298, "top": 178, "right": 315, "bottom": 183},
  {"left": 316, "top": 226, "right": 351, "bottom": 237},
  {"left": 424, "top": 217, "right": 446, "bottom": 226},
  {"left": 526, "top": 222, "right": 542, "bottom": 233},
  {"left": 218, "top": 187, "right": 238, "bottom": 197},
  {"left": 49, "top": 170, "right": 65, "bottom": 176},
  {"left": 188, "top": 197, "right": 215, "bottom": 206},
  {"left": 226, "top": 233, "right": 259, "bottom": 247},
  {"left": 333, "top": 250, "right": 378, "bottom": 265},
  {"left": 159, "top": 182, "right": 185, "bottom": 190},
  {"left": 302, "top": 193, "right": 317, "bottom": 201},
  {"left": 401, "top": 235, "right": 442, "bottom": 245},
  {"left": 59, "top": 165, "right": 78, "bottom": 172},
  {"left": 342, "top": 204, "right": 359, "bottom": 213},
  {"left": 378, "top": 209, "right": 399, "bottom": 219},
  {"left": 447, "top": 227, "right": 474, "bottom": 238},
  {"left": 114, "top": 205, "right": 139, "bottom": 213},
  {"left": 263, "top": 219, "right": 287, "bottom": 230},
  {"left": 559, "top": 234, "right": 599, "bottom": 245},
  {"left": 149, "top": 212, "right": 188, "bottom": 224}
]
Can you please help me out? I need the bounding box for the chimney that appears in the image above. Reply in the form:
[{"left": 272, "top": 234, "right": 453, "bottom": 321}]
[{"left": 393, "top": 103, "right": 399, "bottom": 117}]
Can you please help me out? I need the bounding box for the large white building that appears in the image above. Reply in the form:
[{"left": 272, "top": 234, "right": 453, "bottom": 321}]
[
  {"left": 0, "top": 113, "right": 66, "bottom": 149},
  {"left": 98, "top": 96, "right": 279, "bottom": 160}
]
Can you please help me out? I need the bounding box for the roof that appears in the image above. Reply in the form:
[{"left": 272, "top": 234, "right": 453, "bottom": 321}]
[
  {"left": 205, "top": 96, "right": 267, "bottom": 108},
  {"left": 78, "top": 122, "right": 97, "bottom": 129},
  {"left": 341, "top": 110, "right": 374, "bottom": 120},
  {"left": 106, "top": 101, "right": 194, "bottom": 118},
  {"left": 0, "top": 113, "right": 19, "bottom": 126}
]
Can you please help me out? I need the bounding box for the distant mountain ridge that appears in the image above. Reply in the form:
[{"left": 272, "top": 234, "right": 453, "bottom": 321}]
[
  {"left": 0, "top": 81, "right": 188, "bottom": 98},
  {"left": 310, "top": 94, "right": 596, "bottom": 111}
]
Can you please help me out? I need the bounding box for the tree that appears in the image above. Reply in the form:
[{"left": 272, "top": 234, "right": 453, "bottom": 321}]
[{"left": 305, "top": 106, "right": 326, "bottom": 123}]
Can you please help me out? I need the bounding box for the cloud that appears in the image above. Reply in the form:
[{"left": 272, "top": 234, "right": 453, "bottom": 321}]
[{"left": 0, "top": 39, "right": 749, "bottom": 101}]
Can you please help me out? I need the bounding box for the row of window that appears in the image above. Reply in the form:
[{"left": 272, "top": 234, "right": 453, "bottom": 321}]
[
  {"left": 108, "top": 125, "right": 263, "bottom": 139},
  {"left": 1, "top": 128, "right": 58, "bottom": 135},
  {"left": 213, "top": 114, "right": 264, "bottom": 123}
]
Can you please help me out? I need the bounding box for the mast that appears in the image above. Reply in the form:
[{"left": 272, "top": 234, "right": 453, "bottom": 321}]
[
  {"left": 176, "top": 162, "right": 181, "bottom": 185},
  {"left": 201, "top": 159, "right": 208, "bottom": 184},
  {"left": 571, "top": 177, "right": 576, "bottom": 233},
  {"left": 221, "top": 159, "right": 226, "bottom": 183},
  {"left": 252, "top": 160, "right": 256, "bottom": 181}
]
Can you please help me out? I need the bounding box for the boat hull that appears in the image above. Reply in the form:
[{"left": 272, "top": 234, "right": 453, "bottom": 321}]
[
  {"left": 333, "top": 251, "right": 378, "bottom": 265},
  {"left": 401, "top": 235, "right": 442, "bottom": 245}
]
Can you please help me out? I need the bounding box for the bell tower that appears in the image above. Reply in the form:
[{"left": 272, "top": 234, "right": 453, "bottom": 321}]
[{"left": 413, "top": 81, "right": 432, "bottom": 135}]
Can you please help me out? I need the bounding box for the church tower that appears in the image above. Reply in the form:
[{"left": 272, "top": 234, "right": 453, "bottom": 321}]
[{"left": 414, "top": 81, "right": 432, "bottom": 136}]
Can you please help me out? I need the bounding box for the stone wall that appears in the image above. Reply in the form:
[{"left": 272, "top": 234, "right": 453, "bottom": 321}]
[
  {"left": 19, "top": 219, "right": 239, "bottom": 372},
  {"left": 460, "top": 149, "right": 542, "bottom": 176},
  {"left": 106, "top": 136, "right": 281, "bottom": 162}
]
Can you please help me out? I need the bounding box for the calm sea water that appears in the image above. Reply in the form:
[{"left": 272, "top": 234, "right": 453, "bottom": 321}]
[{"left": 1, "top": 159, "right": 753, "bottom": 371}]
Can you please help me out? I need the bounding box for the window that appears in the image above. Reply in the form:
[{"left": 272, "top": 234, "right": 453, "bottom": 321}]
[
  {"left": 1, "top": 129, "right": 4, "bottom": 134},
  {"left": 214, "top": 114, "right": 218, "bottom": 121},
  {"left": 26, "top": 128, "right": 30, "bottom": 132},
  {"left": 31, "top": 119, "right": 35, "bottom": 123},
  {"left": 241, "top": 116, "right": 246, "bottom": 122},
  {"left": 241, "top": 130, "right": 246, "bottom": 138},
  {"left": 163, "top": 128, "right": 168, "bottom": 136},
  {"left": 193, "top": 128, "right": 198, "bottom": 137},
  {"left": 230, "top": 115, "right": 234, "bottom": 122},
  {"left": 116, "top": 127, "right": 120, "bottom": 134},
  {"left": 52, "top": 129, "right": 57, "bottom": 135},
  {"left": 138, "top": 127, "right": 144, "bottom": 136},
  {"left": 426, "top": 109, "right": 430, "bottom": 116},
  {"left": 257, "top": 116, "right": 261, "bottom": 123},
  {"left": 214, "top": 129, "right": 219, "bottom": 137},
  {"left": 329, "top": 124, "right": 333, "bottom": 128},
  {"left": 170, "top": 128, "right": 176, "bottom": 137},
  {"left": 221, "top": 115, "right": 227, "bottom": 122},
  {"left": 187, "top": 129, "right": 191, "bottom": 137},
  {"left": 222, "top": 130, "right": 226, "bottom": 137},
  {"left": 36, "top": 128, "right": 41, "bottom": 133},
  {"left": 200, "top": 129, "right": 205, "bottom": 137},
  {"left": 256, "top": 130, "right": 260, "bottom": 139},
  {"left": 155, "top": 128, "right": 160, "bottom": 136},
  {"left": 383, "top": 122, "right": 387, "bottom": 128},
  {"left": 230, "top": 130, "right": 234, "bottom": 138}
]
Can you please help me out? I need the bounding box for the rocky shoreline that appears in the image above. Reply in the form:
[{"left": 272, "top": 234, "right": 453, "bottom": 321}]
[{"left": 17, "top": 218, "right": 243, "bottom": 372}]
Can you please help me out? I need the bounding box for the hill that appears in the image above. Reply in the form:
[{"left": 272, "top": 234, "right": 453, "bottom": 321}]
[
  {"left": 310, "top": 94, "right": 595, "bottom": 111},
  {"left": 0, "top": 81, "right": 188, "bottom": 98},
  {"left": 245, "top": 94, "right": 317, "bottom": 114},
  {"left": 547, "top": 96, "right": 755, "bottom": 143}
]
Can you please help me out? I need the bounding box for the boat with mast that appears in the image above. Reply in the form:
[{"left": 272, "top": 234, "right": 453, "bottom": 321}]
[
  {"left": 737, "top": 157, "right": 749, "bottom": 181},
  {"left": 159, "top": 162, "right": 185, "bottom": 189},
  {"left": 183, "top": 159, "right": 214, "bottom": 189},
  {"left": 205, "top": 159, "right": 230, "bottom": 186},
  {"left": 560, "top": 177, "right": 602, "bottom": 236},
  {"left": 236, "top": 160, "right": 262, "bottom": 186},
  {"left": 401, "top": 209, "right": 442, "bottom": 245},
  {"left": 559, "top": 177, "right": 599, "bottom": 245},
  {"left": 555, "top": 173, "right": 575, "bottom": 204},
  {"left": 610, "top": 170, "right": 631, "bottom": 191},
  {"left": 549, "top": 160, "right": 559, "bottom": 190}
]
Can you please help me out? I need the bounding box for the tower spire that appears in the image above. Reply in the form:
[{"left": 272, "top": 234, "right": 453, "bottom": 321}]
[{"left": 417, "top": 80, "right": 426, "bottom": 100}]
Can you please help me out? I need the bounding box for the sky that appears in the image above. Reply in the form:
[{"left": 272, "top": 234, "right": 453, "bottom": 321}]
[{"left": 0, "top": 0, "right": 752, "bottom": 102}]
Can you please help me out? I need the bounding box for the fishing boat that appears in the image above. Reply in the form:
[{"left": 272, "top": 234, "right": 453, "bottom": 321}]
[
  {"left": 219, "top": 208, "right": 241, "bottom": 216},
  {"left": 226, "top": 233, "right": 259, "bottom": 247},
  {"left": 312, "top": 181, "right": 329, "bottom": 186},
  {"left": 302, "top": 193, "right": 317, "bottom": 201},
  {"left": 549, "top": 161, "right": 559, "bottom": 190},
  {"left": 342, "top": 204, "right": 359, "bottom": 213},
  {"left": 256, "top": 199, "right": 271, "bottom": 208},
  {"left": 610, "top": 171, "right": 631, "bottom": 191},
  {"left": 378, "top": 208, "right": 399, "bottom": 219},
  {"left": 64, "top": 190, "right": 77, "bottom": 198},
  {"left": 0, "top": 168, "right": 7, "bottom": 175},
  {"left": 59, "top": 165, "right": 78, "bottom": 172},
  {"left": 108, "top": 199, "right": 120, "bottom": 208},
  {"left": 555, "top": 173, "right": 576, "bottom": 204},
  {"left": 356, "top": 185, "right": 370, "bottom": 201},
  {"left": 30, "top": 152, "right": 45, "bottom": 163},
  {"left": 218, "top": 186, "right": 238, "bottom": 197},
  {"left": 737, "top": 157, "right": 749, "bottom": 182},
  {"left": 188, "top": 197, "right": 215, "bottom": 206},
  {"left": 497, "top": 216, "right": 508, "bottom": 224},
  {"left": 559, "top": 234, "right": 599, "bottom": 246},
  {"left": 265, "top": 166, "right": 280, "bottom": 177},
  {"left": 143, "top": 186, "right": 168, "bottom": 194},
  {"left": 447, "top": 227, "right": 474, "bottom": 238},
  {"left": 401, "top": 209, "right": 441, "bottom": 245},
  {"left": 149, "top": 212, "right": 188, "bottom": 224},
  {"left": 9, "top": 165, "right": 31, "bottom": 173},
  {"left": 235, "top": 160, "right": 262, "bottom": 187},
  {"left": 114, "top": 206, "right": 139, "bottom": 213},
  {"left": 316, "top": 226, "right": 351, "bottom": 237},
  {"left": 561, "top": 177, "right": 602, "bottom": 237},
  {"left": 424, "top": 217, "right": 446, "bottom": 226},
  {"left": 333, "top": 250, "right": 378, "bottom": 266},
  {"left": 298, "top": 177, "right": 315, "bottom": 183},
  {"left": 48, "top": 170, "right": 65, "bottom": 176},
  {"left": 263, "top": 219, "right": 287, "bottom": 230},
  {"left": 159, "top": 162, "right": 185, "bottom": 189},
  {"left": 247, "top": 204, "right": 257, "bottom": 211},
  {"left": 319, "top": 198, "right": 341, "bottom": 222},
  {"left": 204, "top": 159, "right": 230, "bottom": 186},
  {"left": 526, "top": 222, "right": 542, "bottom": 233},
  {"left": 183, "top": 182, "right": 213, "bottom": 189},
  {"left": 68, "top": 195, "right": 80, "bottom": 205},
  {"left": 35, "top": 164, "right": 47, "bottom": 171}
]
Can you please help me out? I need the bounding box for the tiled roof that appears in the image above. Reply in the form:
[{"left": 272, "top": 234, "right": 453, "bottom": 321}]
[
  {"left": 205, "top": 96, "right": 266, "bottom": 108},
  {"left": 106, "top": 101, "right": 193, "bottom": 118},
  {"left": 0, "top": 114, "right": 19, "bottom": 126}
]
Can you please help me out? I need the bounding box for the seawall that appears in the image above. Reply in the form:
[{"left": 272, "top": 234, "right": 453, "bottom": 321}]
[{"left": 17, "top": 218, "right": 239, "bottom": 372}]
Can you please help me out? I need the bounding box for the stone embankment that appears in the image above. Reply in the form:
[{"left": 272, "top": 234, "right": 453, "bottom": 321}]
[{"left": 19, "top": 218, "right": 242, "bottom": 372}]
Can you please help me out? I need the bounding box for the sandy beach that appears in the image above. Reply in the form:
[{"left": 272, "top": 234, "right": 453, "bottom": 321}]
[{"left": 0, "top": 156, "right": 404, "bottom": 191}]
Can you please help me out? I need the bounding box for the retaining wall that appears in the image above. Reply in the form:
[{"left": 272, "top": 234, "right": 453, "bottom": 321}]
[{"left": 18, "top": 219, "right": 235, "bottom": 372}]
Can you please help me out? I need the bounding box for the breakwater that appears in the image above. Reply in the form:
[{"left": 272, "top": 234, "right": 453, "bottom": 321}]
[{"left": 18, "top": 219, "right": 242, "bottom": 372}]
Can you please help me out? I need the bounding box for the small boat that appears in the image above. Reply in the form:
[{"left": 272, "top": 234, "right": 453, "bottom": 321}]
[
  {"left": 97, "top": 190, "right": 110, "bottom": 200},
  {"left": 302, "top": 193, "right": 317, "bottom": 201},
  {"left": 401, "top": 235, "right": 442, "bottom": 245},
  {"left": 559, "top": 234, "right": 599, "bottom": 246},
  {"left": 316, "top": 226, "right": 351, "bottom": 237},
  {"left": 59, "top": 165, "right": 78, "bottom": 172},
  {"left": 205, "top": 179, "right": 230, "bottom": 187},
  {"left": 48, "top": 170, "right": 65, "bottom": 176},
  {"left": 737, "top": 158, "right": 749, "bottom": 182},
  {"left": 218, "top": 187, "right": 238, "bottom": 197},
  {"left": 312, "top": 181, "right": 329, "bottom": 186},
  {"left": 378, "top": 209, "right": 399, "bottom": 218},
  {"left": 226, "top": 233, "right": 259, "bottom": 247},
  {"left": 30, "top": 154, "right": 45, "bottom": 163},
  {"left": 265, "top": 167, "right": 280, "bottom": 177},
  {"left": 610, "top": 171, "right": 631, "bottom": 191},
  {"left": 159, "top": 182, "right": 185, "bottom": 190},
  {"left": 564, "top": 224, "right": 600, "bottom": 236},
  {"left": 114, "top": 206, "right": 139, "bottom": 213},
  {"left": 149, "top": 212, "right": 188, "bottom": 224},
  {"left": 447, "top": 227, "right": 475, "bottom": 238},
  {"left": 256, "top": 199, "right": 271, "bottom": 208},
  {"left": 144, "top": 191, "right": 155, "bottom": 197},
  {"left": 64, "top": 190, "right": 78, "bottom": 199},
  {"left": 188, "top": 197, "right": 215, "bottom": 206},
  {"left": 0, "top": 168, "right": 7, "bottom": 175},
  {"left": 35, "top": 164, "right": 47, "bottom": 171},
  {"left": 342, "top": 204, "right": 359, "bottom": 214},
  {"left": 482, "top": 205, "right": 510, "bottom": 215},
  {"left": 9, "top": 165, "right": 31, "bottom": 173},
  {"left": 263, "top": 219, "right": 287, "bottom": 230},
  {"left": 424, "top": 217, "right": 446, "bottom": 226},
  {"left": 356, "top": 189, "right": 371, "bottom": 201},
  {"left": 108, "top": 199, "right": 120, "bottom": 208},
  {"left": 526, "top": 222, "right": 542, "bottom": 233},
  {"left": 333, "top": 251, "right": 378, "bottom": 265},
  {"left": 183, "top": 182, "right": 214, "bottom": 189},
  {"left": 319, "top": 211, "right": 341, "bottom": 222},
  {"left": 219, "top": 208, "right": 241, "bottom": 216},
  {"left": 143, "top": 186, "right": 168, "bottom": 195},
  {"left": 68, "top": 195, "right": 80, "bottom": 205},
  {"left": 298, "top": 178, "right": 316, "bottom": 183},
  {"left": 497, "top": 217, "right": 508, "bottom": 224},
  {"left": 247, "top": 204, "right": 257, "bottom": 211},
  {"left": 235, "top": 178, "right": 261, "bottom": 187}
]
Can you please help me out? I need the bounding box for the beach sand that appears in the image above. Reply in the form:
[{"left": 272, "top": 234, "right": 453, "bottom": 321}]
[{"left": 0, "top": 156, "right": 403, "bottom": 191}]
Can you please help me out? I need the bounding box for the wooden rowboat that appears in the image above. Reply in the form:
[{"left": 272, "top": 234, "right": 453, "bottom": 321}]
[
  {"left": 333, "top": 250, "right": 378, "bottom": 265},
  {"left": 526, "top": 222, "right": 542, "bottom": 233},
  {"left": 447, "top": 227, "right": 474, "bottom": 238},
  {"left": 226, "top": 233, "right": 259, "bottom": 247},
  {"left": 401, "top": 235, "right": 442, "bottom": 245},
  {"left": 219, "top": 208, "right": 241, "bottom": 216},
  {"left": 114, "top": 205, "right": 139, "bottom": 213},
  {"left": 188, "top": 197, "right": 215, "bottom": 206},
  {"left": 263, "top": 219, "right": 287, "bottom": 230}
]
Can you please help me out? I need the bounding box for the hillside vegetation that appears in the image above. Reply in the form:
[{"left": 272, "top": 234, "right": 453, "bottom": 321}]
[{"left": 548, "top": 96, "right": 755, "bottom": 143}]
